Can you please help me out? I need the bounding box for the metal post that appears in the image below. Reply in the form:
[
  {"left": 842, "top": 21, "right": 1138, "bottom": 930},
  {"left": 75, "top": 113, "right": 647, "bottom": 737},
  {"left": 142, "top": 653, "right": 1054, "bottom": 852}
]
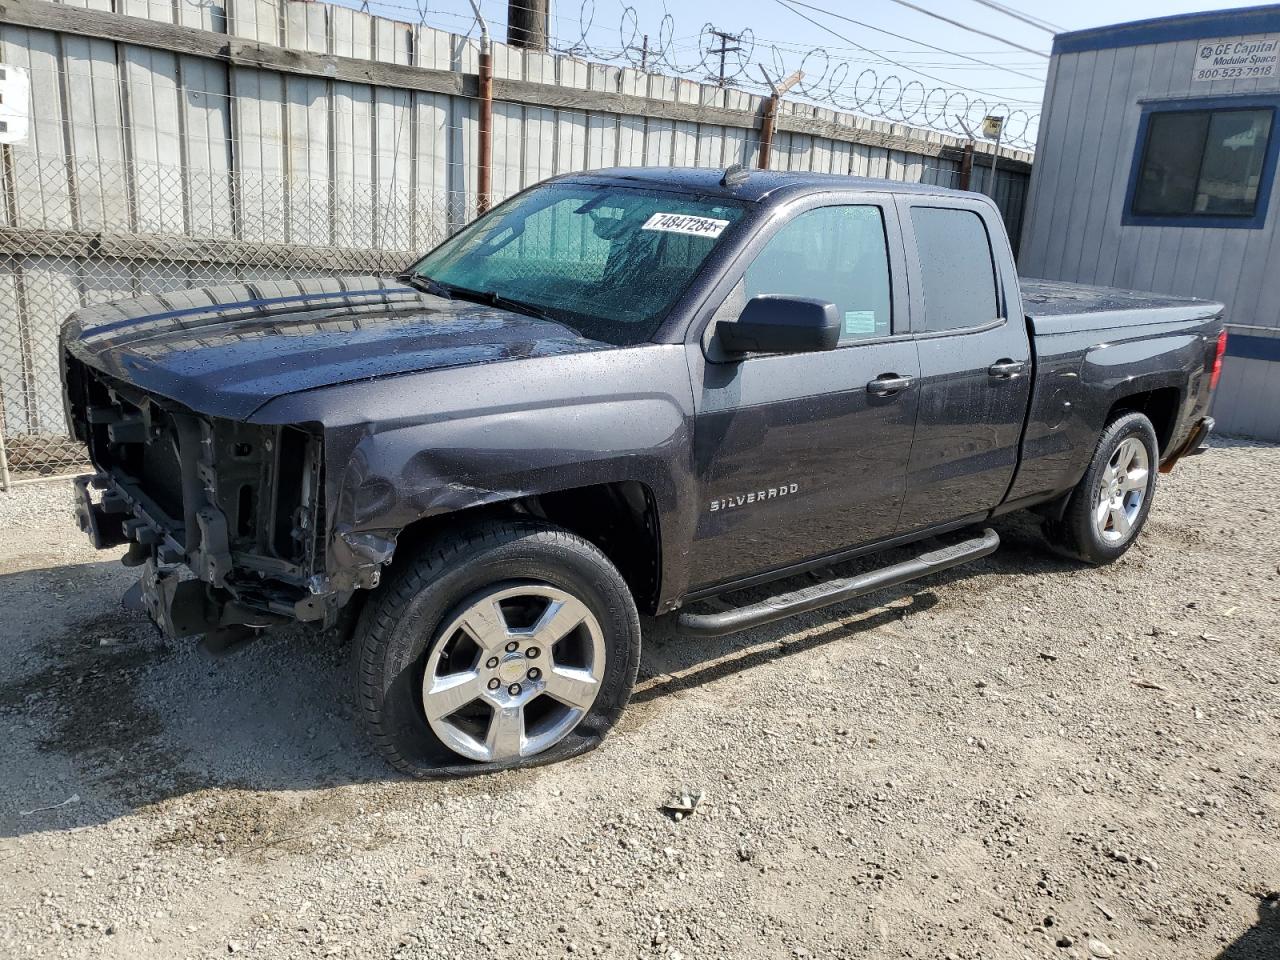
[
  {"left": 0, "top": 141, "right": 20, "bottom": 489},
  {"left": 979, "top": 114, "right": 1005, "bottom": 201},
  {"left": 954, "top": 115, "right": 978, "bottom": 192},
  {"left": 469, "top": 1, "right": 493, "bottom": 216},
  {"left": 0, "top": 417, "right": 10, "bottom": 493},
  {"left": 989, "top": 127, "right": 1002, "bottom": 201},
  {"left": 757, "top": 95, "right": 779, "bottom": 170},
  {"left": 756, "top": 67, "right": 802, "bottom": 171},
  {"left": 958, "top": 141, "right": 974, "bottom": 191},
  {"left": 477, "top": 49, "right": 493, "bottom": 214}
]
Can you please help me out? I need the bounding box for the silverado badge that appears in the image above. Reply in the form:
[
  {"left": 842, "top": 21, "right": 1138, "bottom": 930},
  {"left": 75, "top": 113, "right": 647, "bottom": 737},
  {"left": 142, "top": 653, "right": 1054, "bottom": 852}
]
[{"left": 709, "top": 483, "right": 799, "bottom": 512}]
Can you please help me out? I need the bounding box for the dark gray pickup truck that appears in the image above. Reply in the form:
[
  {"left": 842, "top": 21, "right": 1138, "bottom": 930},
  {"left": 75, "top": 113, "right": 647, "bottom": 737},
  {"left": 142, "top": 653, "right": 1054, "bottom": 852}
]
[{"left": 61, "top": 167, "right": 1225, "bottom": 776}]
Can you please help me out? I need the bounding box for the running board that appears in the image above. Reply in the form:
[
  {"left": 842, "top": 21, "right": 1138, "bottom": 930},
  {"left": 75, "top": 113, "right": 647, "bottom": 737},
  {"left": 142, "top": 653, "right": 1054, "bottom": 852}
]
[{"left": 677, "top": 528, "right": 1000, "bottom": 638}]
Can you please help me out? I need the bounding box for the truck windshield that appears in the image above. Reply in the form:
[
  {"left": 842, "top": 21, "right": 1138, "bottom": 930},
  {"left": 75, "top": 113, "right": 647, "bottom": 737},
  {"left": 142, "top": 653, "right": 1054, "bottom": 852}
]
[{"left": 405, "top": 183, "right": 748, "bottom": 346}]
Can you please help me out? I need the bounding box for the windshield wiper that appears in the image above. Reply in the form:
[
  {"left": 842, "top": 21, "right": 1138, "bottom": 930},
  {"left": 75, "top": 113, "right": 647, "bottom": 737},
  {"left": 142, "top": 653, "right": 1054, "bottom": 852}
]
[
  {"left": 448, "top": 287, "right": 558, "bottom": 323},
  {"left": 396, "top": 272, "right": 453, "bottom": 299}
]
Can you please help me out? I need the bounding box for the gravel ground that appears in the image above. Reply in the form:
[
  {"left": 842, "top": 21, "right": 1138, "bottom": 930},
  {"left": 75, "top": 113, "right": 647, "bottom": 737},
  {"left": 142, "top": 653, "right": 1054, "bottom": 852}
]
[{"left": 0, "top": 440, "right": 1277, "bottom": 960}]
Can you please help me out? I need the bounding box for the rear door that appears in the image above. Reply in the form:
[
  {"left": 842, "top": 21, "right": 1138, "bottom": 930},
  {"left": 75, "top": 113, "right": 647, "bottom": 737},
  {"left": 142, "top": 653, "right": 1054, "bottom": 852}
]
[
  {"left": 685, "top": 195, "right": 921, "bottom": 591},
  {"left": 894, "top": 196, "right": 1032, "bottom": 530}
]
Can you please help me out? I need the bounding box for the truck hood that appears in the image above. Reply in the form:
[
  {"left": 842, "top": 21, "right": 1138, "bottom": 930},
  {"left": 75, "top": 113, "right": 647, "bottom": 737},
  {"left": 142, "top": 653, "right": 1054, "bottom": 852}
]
[{"left": 63, "top": 277, "right": 612, "bottom": 420}]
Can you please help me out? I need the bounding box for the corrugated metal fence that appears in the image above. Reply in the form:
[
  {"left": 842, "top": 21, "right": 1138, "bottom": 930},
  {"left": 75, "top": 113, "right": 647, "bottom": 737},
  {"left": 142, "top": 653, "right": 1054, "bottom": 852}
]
[{"left": 0, "top": 0, "right": 1032, "bottom": 487}]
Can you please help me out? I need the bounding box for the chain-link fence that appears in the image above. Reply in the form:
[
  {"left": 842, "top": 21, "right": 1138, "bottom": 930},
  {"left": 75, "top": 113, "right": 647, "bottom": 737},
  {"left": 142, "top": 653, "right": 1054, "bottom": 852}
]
[
  {"left": 0, "top": 145, "right": 1028, "bottom": 489},
  {"left": 0, "top": 0, "right": 1034, "bottom": 491},
  {"left": 0, "top": 147, "right": 482, "bottom": 487}
]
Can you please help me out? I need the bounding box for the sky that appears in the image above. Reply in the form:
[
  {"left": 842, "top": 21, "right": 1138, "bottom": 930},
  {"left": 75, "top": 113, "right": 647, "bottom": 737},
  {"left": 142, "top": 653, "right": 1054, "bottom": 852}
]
[{"left": 345, "top": 0, "right": 1265, "bottom": 147}]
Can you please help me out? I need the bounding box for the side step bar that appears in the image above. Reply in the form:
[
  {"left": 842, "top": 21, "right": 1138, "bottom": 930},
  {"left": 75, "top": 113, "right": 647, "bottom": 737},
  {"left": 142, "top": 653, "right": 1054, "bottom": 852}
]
[{"left": 677, "top": 528, "right": 1000, "bottom": 638}]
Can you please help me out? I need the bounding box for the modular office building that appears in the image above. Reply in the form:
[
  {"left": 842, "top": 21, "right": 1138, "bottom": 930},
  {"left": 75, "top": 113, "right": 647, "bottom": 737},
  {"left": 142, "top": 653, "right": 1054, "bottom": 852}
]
[{"left": 1020, "top": 5, "right": 1280, "bottom": 440}]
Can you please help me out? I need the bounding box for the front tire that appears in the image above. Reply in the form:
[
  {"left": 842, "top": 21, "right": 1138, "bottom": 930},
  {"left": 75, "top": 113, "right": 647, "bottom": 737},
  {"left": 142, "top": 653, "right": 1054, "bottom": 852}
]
[
  {"left": 1043, "top": 411, "right": 1159, "bottom": 565},
  {"left": 352, "top": 520, "right": 641, "bottom": 778}
]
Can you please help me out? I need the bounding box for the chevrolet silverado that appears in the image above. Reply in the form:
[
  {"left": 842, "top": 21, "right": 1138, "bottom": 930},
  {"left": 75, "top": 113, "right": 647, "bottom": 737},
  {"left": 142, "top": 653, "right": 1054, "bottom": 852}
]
[{"left": 61, "top": 167, "right": 1225, "bottom": 776}]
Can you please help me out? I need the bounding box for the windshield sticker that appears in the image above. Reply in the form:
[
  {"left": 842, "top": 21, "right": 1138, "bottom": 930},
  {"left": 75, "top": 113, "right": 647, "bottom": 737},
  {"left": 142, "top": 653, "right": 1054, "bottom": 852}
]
[{"left": 641, "top": 212, "right": 730, "bottom": 238}]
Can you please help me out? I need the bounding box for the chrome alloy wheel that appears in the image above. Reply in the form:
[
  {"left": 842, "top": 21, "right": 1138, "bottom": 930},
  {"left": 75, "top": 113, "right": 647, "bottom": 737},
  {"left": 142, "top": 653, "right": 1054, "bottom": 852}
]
[
  {"left": 1094, "top": 437, "right": 1150, "bottom": 543},
  {"left": 421, "top": 584, "right": 606, "bottom": 763}
]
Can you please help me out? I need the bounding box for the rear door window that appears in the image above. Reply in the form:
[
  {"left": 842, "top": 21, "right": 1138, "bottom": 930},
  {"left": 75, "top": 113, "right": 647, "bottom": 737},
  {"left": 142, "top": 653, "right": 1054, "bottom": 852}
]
[{"left": 909, "top": 206, "right": 999, "bottom": 333}]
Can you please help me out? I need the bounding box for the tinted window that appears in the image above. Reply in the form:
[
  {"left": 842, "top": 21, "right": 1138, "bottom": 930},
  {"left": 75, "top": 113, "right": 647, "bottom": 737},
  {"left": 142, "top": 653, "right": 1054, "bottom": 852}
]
[
  {"left": 909, "top": 206, "right": 999, "bottom": 333},
  {"left": 408, "top": 184, "right": 747, "bottom": 346},
  {"left": 1132, "top": 108, "right": 1273, "bottom": 218},
  {"left": 745, "top": 205, "right": 893, "bottom": 343}
]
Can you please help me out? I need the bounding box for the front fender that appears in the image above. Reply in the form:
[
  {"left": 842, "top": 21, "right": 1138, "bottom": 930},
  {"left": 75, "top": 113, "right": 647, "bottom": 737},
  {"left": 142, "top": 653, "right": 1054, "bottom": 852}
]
[
  {"left": 250, "top": 346, "right": 698, "bottom": 603},
  {"left": 335, "top": 394, "right": 688, "bottom": 531}
]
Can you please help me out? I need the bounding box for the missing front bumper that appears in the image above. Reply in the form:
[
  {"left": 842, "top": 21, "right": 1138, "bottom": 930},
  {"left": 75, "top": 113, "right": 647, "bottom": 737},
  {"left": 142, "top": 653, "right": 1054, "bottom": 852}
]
[
  {"left": 73, "top": 476, "right": 129, "bottom": 550},
  {"left": 124, "top": 559, "right": 289, "bottom": 640}
]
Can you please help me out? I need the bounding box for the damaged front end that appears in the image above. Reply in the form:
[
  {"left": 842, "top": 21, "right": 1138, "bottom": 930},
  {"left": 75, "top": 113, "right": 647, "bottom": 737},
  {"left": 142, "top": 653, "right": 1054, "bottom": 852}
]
[{"left": 66, "top": 357, "right": 339, "bottom": 642}]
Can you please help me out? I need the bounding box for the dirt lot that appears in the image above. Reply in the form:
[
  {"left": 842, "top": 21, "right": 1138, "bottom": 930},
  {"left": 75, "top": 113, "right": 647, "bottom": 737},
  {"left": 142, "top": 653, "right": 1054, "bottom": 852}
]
[{"left": 0, "top": 440, "right": 1277, "bottom": 960}]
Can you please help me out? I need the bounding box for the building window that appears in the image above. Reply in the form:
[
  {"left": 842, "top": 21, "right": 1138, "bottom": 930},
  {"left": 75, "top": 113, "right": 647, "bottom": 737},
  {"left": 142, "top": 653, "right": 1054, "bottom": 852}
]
[{"left": 1130, "top": 106, "right": 1274, "bottom": 223}]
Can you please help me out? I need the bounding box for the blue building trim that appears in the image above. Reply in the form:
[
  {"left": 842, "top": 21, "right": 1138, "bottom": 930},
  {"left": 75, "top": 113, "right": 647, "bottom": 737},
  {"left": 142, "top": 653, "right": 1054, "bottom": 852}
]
[
  {"left": 1055, "top": 5, "right": 1280, "bottom": 56},
  {"left": 1121, "top": 95, "right": 1280, "bottom": 231},
  {"left": 1226, "top": 332, "right": 1280, "bottom": 362}
]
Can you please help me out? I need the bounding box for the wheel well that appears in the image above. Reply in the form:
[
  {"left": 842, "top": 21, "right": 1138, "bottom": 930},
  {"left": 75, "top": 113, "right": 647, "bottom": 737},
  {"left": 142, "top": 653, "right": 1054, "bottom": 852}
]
[
  {"left": 1107, "top": 387, "right": 1181, "bottom": 455},
  {"left": 391, "top": 481, "right": 662, "bottom": 614}
]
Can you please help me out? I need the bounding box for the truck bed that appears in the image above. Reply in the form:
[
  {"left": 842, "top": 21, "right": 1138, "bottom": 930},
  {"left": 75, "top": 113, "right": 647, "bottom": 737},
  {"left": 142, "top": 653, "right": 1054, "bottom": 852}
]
[{"left": 1020, "top": 277, "right": 1223, "bottom": 336}]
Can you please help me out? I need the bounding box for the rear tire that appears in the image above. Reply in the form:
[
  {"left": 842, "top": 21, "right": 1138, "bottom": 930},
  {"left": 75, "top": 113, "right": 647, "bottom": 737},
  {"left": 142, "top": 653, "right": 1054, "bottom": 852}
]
[
  {"left": 352, "top": 520, "right": 641, "bottom": 778},
  {"left": 1042, "top": 411, "right": 1159, "bottom": 565}
]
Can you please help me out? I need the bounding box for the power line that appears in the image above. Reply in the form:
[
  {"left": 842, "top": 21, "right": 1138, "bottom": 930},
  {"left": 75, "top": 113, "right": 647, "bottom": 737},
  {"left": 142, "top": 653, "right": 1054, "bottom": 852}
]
[
  {"left": 782, "top": 0, "right": 1045, "bottom": 83},
  {"left": 748, "top": 34, "right": 1047, "bottom": 70},
  {"left": 963, "top": 0, "right": 1065, "bottom": 35},
  {"left": 875, "top": 0, "right": 1051, "bottom": 59},
  {"left": 770, "top": 0, "right": 1037, "bottom": 101}
]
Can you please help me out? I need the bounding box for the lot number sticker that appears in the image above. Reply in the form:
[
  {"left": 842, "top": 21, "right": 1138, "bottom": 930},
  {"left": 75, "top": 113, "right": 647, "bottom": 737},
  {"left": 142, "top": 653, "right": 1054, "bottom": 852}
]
[
  {"left": 641, "top": 212, "right": 730, "bottom": 238},
  {"left": 1193, "top": 35, "right": 1280, "bottom": 82}
]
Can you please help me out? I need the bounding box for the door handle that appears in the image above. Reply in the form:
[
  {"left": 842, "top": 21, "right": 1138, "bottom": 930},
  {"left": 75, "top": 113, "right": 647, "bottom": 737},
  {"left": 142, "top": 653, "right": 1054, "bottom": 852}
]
[
  {"left": 987, "top": 359, "right": 1026, "bottom": 379},
  {"left": 867, "top": 373, "right": 915, "bottom": 397}
]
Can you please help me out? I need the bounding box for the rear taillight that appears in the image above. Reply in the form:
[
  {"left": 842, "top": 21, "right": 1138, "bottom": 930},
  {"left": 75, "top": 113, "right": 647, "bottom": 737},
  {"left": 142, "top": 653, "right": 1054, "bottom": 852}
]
[{"left": 1210, "top": 329, "right": 1228, "bottom": 390}]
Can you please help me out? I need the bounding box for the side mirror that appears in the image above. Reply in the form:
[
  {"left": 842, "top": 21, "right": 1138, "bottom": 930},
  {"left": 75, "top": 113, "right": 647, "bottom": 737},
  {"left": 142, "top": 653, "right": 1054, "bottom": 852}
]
[{"left": 717, "top": 295, "right": 841, "bottom": 355}]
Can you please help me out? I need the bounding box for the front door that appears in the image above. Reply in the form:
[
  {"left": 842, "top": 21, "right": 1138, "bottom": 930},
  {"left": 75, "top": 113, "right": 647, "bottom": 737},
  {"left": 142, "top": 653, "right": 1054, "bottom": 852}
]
[{"left": 686, "top": 199, "right": 921, "bottom": 591}]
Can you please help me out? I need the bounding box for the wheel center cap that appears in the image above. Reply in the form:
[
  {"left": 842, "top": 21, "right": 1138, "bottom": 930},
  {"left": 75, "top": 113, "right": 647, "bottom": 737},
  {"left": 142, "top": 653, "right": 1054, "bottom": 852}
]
[{"left": 498, "top": 653, "right": 527, "bottom": 684}]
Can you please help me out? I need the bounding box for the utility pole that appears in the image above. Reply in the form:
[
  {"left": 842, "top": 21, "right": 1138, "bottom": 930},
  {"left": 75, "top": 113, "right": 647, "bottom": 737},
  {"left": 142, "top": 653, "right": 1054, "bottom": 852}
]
[
  {"left": 706, "top": 30, "right": 743, "bottom": 86},
  {"left": 507, "top": 0, "right": 549, "bottom": 50},
  {"left": 624, "top": 33, "right": 650, "bottom": 71}
]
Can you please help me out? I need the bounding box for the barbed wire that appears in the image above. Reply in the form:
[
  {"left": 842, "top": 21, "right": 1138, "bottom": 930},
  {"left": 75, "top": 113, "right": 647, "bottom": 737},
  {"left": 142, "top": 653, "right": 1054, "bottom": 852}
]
[
  {"left": 546, "top": 1, "right": 1039, "bottom": 148},
  {"left": 166, "top": 0, "right": 1041, "bottom": 148}
]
